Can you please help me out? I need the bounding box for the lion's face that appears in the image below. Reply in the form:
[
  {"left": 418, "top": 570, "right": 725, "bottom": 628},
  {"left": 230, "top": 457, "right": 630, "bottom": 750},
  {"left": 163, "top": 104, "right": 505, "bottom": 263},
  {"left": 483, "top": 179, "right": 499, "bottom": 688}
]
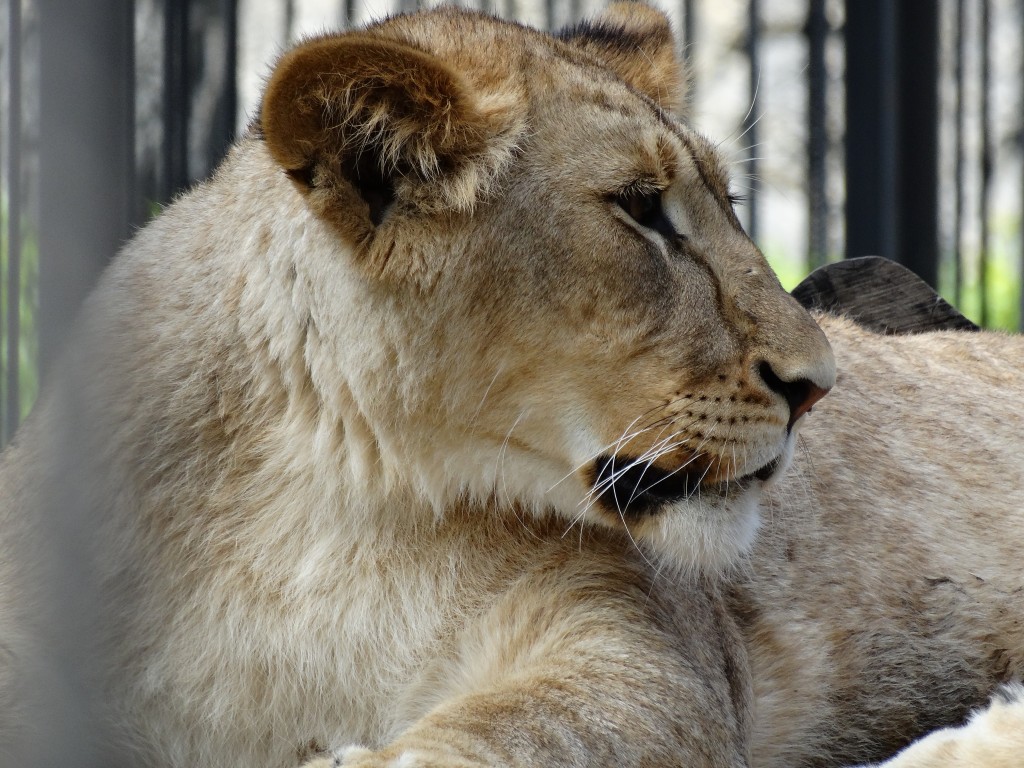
[{"left": 261, "top": 3, "right": 835, "bottom": 571}]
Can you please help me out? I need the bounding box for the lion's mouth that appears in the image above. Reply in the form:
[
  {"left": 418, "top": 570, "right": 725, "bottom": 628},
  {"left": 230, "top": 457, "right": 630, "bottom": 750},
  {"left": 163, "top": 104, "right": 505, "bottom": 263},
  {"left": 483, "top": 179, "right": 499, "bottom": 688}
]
[{"left": 591, "top": 454, "right": 780, "bottom": 517}]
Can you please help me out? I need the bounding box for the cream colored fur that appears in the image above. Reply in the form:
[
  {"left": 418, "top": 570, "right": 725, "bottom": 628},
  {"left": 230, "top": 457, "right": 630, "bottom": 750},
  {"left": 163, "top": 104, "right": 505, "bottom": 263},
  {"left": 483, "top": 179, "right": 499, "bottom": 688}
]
[{"left": 0, "top": 5, "right": 1021, "bottom": 767}]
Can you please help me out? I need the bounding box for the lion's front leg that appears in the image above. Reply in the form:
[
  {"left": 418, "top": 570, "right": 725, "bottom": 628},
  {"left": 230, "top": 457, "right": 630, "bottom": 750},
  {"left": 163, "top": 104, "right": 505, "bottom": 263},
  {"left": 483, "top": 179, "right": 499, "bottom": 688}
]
[
  {"left": 302, "top": 666, "right": 743, "bottom": 768},
  {"left": 302, "top": 742, "right": 496, "bottom": 768},
  {"left": 302, "top": 577, "right": 752, "bottom": 768}
]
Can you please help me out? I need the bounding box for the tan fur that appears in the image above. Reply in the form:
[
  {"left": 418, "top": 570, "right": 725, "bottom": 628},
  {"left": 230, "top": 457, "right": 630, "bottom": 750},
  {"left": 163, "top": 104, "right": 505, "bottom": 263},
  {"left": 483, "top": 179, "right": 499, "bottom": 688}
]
[{"left": 0, "top": 5, "right": 1020, "bottom": 767}]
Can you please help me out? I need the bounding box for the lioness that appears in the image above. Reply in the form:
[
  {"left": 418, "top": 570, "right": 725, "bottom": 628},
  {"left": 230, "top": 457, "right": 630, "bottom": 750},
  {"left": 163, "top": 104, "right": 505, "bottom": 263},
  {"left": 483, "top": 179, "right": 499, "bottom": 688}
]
[{"left": 0, "top": 4, "right": 1021, "bottom": 767}]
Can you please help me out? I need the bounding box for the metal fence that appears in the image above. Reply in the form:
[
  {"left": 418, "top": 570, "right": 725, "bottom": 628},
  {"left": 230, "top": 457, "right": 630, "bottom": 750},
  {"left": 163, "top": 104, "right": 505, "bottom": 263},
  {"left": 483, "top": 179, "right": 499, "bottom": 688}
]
[{"left": 3, "top": 0, "right": 1024, "bottom": 448}]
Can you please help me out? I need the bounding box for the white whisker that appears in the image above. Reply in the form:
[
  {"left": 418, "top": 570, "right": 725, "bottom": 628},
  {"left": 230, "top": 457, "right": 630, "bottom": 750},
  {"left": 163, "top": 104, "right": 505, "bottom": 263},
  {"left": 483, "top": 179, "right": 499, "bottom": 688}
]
[
  {"left": 545, "top": 413, "right": 657, "bottom": 494},
  {"left": 468, "top": 367, "right": 503, "bottom": 428},
  {"left": 496, "top": 412, "right": 541, "bottom": 540}
]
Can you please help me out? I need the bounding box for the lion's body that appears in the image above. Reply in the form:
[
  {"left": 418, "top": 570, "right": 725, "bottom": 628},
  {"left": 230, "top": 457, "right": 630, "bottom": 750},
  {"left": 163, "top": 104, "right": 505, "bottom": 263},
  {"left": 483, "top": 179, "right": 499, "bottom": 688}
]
[
  {"left": 1, "top": 5, "right": 1022, "bottom": 767},
  {"left": 742, "top": 317, "right": 1024, "bottom": 766}
]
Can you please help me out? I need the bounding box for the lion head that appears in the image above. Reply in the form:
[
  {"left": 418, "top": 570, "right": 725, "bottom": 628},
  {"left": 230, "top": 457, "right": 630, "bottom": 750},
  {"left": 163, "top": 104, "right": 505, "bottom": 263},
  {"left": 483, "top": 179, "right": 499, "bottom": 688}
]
[{"left": 257, "top": 3, "right": 835, "bottom": 572}]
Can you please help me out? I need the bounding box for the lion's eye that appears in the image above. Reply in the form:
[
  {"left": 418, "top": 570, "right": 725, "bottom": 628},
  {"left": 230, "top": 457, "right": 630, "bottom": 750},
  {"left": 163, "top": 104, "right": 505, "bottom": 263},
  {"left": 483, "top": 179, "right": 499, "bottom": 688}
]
[
  {"left": 614, "top": 189, "right": 663, "bottom": 230},
  {"left": 613, "top": 188, "right": 681, "bottom": 241}
]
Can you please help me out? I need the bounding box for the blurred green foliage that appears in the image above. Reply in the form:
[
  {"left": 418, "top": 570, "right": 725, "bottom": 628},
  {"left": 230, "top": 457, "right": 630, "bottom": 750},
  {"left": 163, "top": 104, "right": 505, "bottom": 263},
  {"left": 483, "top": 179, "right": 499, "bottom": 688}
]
[
  {"left": 765, "top": 233, "right": 1022, "bottom": 332},
  {"left": 0, "top": 204, "right": 40, "bottom": 425}
]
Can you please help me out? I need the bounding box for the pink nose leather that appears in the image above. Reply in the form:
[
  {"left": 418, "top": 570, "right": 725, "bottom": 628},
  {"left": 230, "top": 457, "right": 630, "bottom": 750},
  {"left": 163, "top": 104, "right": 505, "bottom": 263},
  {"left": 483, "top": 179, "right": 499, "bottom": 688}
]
[{"left": 790, "top": 382, "right": 830, "bottom": 426}]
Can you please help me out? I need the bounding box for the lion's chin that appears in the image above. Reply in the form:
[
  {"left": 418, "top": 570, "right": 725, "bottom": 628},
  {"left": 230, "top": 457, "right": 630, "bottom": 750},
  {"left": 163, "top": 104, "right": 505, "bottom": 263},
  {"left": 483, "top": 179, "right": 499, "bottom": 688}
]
[
  {"left": 584, "top": 449, "right": 789, "bottom": 574},
  {"left": 630, "top": 485, "right": 763, "bottom": 575}
]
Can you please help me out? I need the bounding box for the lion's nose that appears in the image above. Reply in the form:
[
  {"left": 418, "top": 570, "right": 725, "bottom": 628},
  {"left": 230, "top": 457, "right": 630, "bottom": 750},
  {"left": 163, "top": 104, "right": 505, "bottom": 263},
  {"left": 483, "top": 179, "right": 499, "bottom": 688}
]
[{"left": 757, "top": 360, "right": 831, "bottom": 430}]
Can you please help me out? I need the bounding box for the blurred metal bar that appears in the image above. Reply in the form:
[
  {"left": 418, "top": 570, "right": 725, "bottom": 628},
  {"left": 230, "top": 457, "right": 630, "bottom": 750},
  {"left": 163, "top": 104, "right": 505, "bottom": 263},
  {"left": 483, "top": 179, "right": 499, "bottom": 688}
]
[
  {"left": 744, "top": 0, "right": 760, "bottom": 243},
  {"left": 38, "top": 0, "right": 135, "bottom": 378},
  {"left": 225, "top": 0, "right": 238, "bottom": 139},
  {"left": 683, "top": 0, "right": 695, "bottom": 89},
  {"left": 0, "top": 0, "right": 4, "bottom": 443},
  {"left": 845, "top": 0, "right": 938, "bottom": 289},
  {"left": 4, "top": 0, "right": 23, "bottom": 444},
  {"left": 953, "top": 0, "right": 964, "bottom": 307},
  {"left": 342, "top": 0, "right": 356, "bottom": 29},
  {"left": 163, "top": 0, "right": 190, "bottom": 200},
  {"left": 845, "top": 0, "right": 898, "bottom": 261},
  {"left": 895, "top": 1, "right": 939, "bottom": 288},
  {"left": 284, "top": 0, "right": 295, "bottom": 39},
  {"left": 979, "top": 0, "right": 991, "bottom": 326},
  {"left": 205, "top": 0, "right": 239, "bottom": 172},
  {"left": 806, "top": 0, "right": 828, "bottom": 269},
  {"left": 35, "top": 3, "right": 136, "bottom": 765}
]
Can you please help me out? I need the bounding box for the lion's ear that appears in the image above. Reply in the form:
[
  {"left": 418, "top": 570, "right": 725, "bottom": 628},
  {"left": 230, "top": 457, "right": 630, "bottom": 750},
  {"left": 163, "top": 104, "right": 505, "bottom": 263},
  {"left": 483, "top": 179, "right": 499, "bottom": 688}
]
[
  {"left": 261, "top": 32, "right": 520, "bottom": 276},
  {"left": 558, "top": 2, "right": 688, "bottom": 114}
]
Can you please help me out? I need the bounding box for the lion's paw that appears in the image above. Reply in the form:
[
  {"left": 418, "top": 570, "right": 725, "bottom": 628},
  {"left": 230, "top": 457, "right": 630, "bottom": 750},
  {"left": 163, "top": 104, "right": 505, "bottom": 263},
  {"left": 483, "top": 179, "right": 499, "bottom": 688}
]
[
  {"left": 300, "top": 746, "right": 429, "bottom": 768},
  {"left": 299, "top": 745, "right": 374, "bottom": 768},
  {"left": 301, "top": 745, "right": 479, "bottom": 768}
]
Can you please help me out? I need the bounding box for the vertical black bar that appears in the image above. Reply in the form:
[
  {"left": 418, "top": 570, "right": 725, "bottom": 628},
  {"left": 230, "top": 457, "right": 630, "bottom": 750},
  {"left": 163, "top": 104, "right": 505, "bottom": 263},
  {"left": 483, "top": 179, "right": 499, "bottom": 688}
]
[
  {"left": 4, "top": 0, "right": 23, "bottom": 444},
  {"left": 979, "top": 0, "right": 991, "bottom": 327},
  {"left": 953, "top": 0, "right": 965, "bottom": 307},
  {"left": 163, "top": 0, "right": 189, "bottom": 200},
  {"left": 845, "top": 0, "right": 898, "bottom": 260},
  {"left": 684, "top": 0, "right": 692, "bottom": 53},
  {"left": 683, "top": 0, "right": 695, "bottom": 89},
  {"left": 225, "top": 0, "right": 238, "bottom": 140},
  {"left": 806, "top": 0, "right": 828, "bottom": 269},
  {"left": 1020, "top": 0, "right": 1024, "bottom": 329},
  {"left": 895, "top": 1, "right": 939, "bottom": 288},
  {"left": 745, "top": 0, "right": 761, "bottom": 242},
  {"left": 38, "top": 0, "right": 136, "bottom": 377},
  {"left": 205, "top": 0, "right": 238, "bottom": 172},
  {"left": 0, "top": 0, "right": 5, "bottom": 442},
  {"left": 35, "top": 4, "right": 137, "bottom": 759},
  {"left": 342, "top": 0, "right": 357, "bottom": 29},
  {"left": 284, "top": 0, "right": 295, "bottom": 37}
]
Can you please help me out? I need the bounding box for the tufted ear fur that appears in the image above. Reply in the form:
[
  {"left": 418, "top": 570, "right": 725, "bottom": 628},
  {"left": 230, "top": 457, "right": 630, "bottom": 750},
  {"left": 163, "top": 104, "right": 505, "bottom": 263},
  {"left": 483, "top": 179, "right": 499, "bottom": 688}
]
[
  {"left": 558, "top": 2, "right": 688, "bottom": 114},
  {"left": 261, "top": 32, "right": 521, "bottom": 279}
]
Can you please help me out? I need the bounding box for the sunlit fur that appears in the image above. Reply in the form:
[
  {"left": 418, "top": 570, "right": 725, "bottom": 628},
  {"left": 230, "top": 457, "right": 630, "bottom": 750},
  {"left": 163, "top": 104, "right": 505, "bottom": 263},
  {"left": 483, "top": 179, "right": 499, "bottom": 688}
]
[{"left": 0, "top": 5, "right": 1020, "bottom": 768}]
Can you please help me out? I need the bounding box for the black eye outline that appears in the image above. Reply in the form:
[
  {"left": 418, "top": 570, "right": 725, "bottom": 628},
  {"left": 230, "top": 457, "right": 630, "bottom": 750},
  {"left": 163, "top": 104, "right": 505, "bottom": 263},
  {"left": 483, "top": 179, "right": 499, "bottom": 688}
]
[
  {"left": 611, "top": 186, "right": 682, "bottom": 241},
  {"left": 727, "top": 191, "right": 748, "bottom": 208}
]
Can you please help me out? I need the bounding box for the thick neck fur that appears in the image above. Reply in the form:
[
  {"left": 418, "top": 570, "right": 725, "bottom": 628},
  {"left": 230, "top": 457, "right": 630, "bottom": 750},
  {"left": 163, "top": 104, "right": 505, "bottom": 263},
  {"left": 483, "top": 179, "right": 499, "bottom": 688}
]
[
  {"left": 78, "top": 138, "right": 453, "bottom": 534},
  {"left": 57, "top": 158, "right": 538, "bottom": 758}
]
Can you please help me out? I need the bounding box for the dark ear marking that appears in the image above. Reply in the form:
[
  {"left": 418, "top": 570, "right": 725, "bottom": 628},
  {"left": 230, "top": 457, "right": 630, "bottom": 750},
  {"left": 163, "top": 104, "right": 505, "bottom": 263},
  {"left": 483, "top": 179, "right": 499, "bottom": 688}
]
[
  {"left": 557, "top": 20, "right": 660, "bottom": 57},
  {"left": 346, "top": 151, "right": 396, "bottom": 227},
  {"left": 286, "top": 165, "right": 316, "bottom": 188},
  {"left": 558, "top": 1, "right": 688, "bottom": 114}
]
